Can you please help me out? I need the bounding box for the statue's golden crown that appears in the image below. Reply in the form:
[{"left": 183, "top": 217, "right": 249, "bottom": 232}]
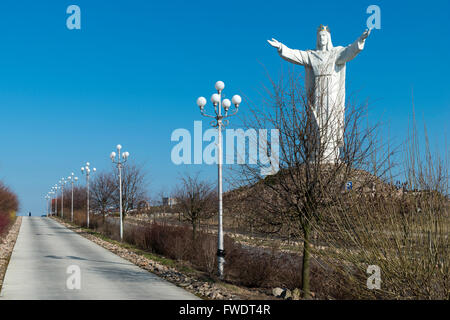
[{"left": 317, "top": 24, "right": 330, "bottom": 33}]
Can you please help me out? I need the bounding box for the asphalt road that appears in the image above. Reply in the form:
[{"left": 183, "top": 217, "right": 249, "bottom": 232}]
[{"left": 0, "top": 217, "right": 199, "bottom": 300}]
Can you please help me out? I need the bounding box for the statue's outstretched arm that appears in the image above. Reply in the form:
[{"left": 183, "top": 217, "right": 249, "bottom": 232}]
[
  {"left": 336, "top": 29, "right": 371, "bottom": 65},
  {"left": 267, "top": 38, "right": 309, "bottom": 66}
]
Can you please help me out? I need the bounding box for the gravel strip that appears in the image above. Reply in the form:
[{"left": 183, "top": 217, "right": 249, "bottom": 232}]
[
  {"left": 54, "top": 218, "right": 245, "bottom": 300},
  {"left": 0, "top": 217, "right": 22, "bottom": 290}
]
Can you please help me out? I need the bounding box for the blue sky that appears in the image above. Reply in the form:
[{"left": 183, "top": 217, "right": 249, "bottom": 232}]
[{"left": 0, "top": 0, "right": 448, "bottom": 215}]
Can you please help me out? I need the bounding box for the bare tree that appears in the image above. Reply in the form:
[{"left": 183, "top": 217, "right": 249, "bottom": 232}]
[
  {"left": 91, "top": 172, "right": 117, "bottom": 222},
  {"left": 60, "top": 186, "right": 87, "bottom": 214},
  {"left": 174, "top": 173, "right": 216, "bottom": 240},
  {"left": 230, "top": 70, "right": 391, "bottom": 298},
  {"left": 113, "top": 163, "right": 148, "bottom": 221}
]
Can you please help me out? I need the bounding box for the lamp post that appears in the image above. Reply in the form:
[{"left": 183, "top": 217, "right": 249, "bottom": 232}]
[
  {"left": 110, "top": 144, "right": 130, "bottom": 241},
  {"left": 81, "top": 162, "right": 96, "bottom": 228},
  {"left": 196, "top": 80, "right": 241, "bottom": 279},
  {"left": 48, "top": 191, "right": 55, "bottom": 216},
  {"left": 53, "top": 184, "right": 58, "bottom": 216},
  {"left": 68, "top": 172, "right": 78, "bottom": 222},
  {"left": 45, "top": 194, "right": 50, "bottom": 217},
  {"left": 51, "top": 188, "right": 56, "bottom": 215},
  {"left": 59, "top": 178, "right": 67, "bottom": 219}
]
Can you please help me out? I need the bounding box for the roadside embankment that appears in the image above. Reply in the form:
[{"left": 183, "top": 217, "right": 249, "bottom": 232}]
[{"left": 0, "top": 217, "right": 22, "bottom": 291}]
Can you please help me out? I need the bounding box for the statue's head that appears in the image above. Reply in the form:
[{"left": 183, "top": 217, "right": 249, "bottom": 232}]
[{"left": 316, "top": 25, "right": 333, "bottom": 51}]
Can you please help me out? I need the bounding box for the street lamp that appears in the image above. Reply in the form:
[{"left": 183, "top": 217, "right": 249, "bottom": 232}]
[
  {"left": 48, "top": 190, "right": 55, "bottom": 216},
  {"left": 67, "top": 172, "right": 78, "bottom": 222},
  {"left": 81, "top": 162, "right": 96, "bottom": 228},
  {"left": 59, "top": 178, "right": 67, "bottom": 219},
  {"left": 110, "top": 144, "right": 130, "bottom": 241},
  {"left": 53, "top": 184, "right": 58, "bottom": 216},
  {"left": 196, "top": 80, "right": 241, "bottom": 279},
  {"left": 45, "top": 194, "right": 51, "bottom": 217}
]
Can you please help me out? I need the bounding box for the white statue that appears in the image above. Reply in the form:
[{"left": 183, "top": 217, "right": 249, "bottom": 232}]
[{"left": 268, "top": 25, "right": 371, "bottom": 162}]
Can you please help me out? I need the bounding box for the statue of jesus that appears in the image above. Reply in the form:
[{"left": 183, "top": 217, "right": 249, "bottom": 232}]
[{"left": 268, "top": 25, "right": 371, "bottom": 162}]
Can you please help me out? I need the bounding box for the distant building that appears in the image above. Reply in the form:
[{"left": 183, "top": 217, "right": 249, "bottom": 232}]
[{"left": 162, "top": 197, "right": 177, "bottom": 207}]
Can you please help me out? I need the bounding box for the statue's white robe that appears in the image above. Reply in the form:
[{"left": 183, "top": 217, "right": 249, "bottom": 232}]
[{"left": 278, "top": 38, "right": 365, "bottom": 162}]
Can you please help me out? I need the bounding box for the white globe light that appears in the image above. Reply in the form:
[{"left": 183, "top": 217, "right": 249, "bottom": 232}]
[
  {"left": 124, "top": 152, "right": 130, "bottom": 158},
  {"left": 222, "top": 99, "right": 231, "bottom": 110},
  {"left": 93, "top": 168, "right": 96, "bottom": 172},
  {"left": 232, "top": 95, "right": 242, "bottom": 106},
  {"left": 81, "top": 167, "right": 85, "bottom": 171},
  {"left": 215, "top": 81, "right": 225, "bottom": 91},
  {"left": 110, "top": 151, "right": 116, "bottom": 159},
  {"left": 211, "top": 93, "right": 220, "bottom": 105},
  {"left": 117, "top": 144, "right": 122, "bottom": 150},
  {"left": 196, "top": 96, "right": 207, "bottom": 109},
  {"left": 86, "top": 162, "right": 90, "bottom": 166},
  {"left": 75, "top": 177, "right": 78, "bottom": 181}
]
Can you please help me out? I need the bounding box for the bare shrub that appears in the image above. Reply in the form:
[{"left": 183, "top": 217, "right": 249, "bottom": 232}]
[
  {"left": 227, "top": 248, "right": 280, "bottom": 287},
  {"left": 0, "top": 182, "right": 19, "bottom": 236},
  {"left": 316, "top": 115, "right": 449, "bottom": 299},
  {"left": 72, "top": 209, "right": 87, "bottom": 228},
  {"left": 191, "top": 232, "right": 217, "bottom": 275},
  {"left": 0, "top": 214, "right": 10, "bottom": 236}
]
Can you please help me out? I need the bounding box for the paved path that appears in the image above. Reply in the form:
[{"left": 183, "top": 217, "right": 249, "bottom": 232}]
[{"left": 0, "top": 217, "right": 199, "bottom": 300}]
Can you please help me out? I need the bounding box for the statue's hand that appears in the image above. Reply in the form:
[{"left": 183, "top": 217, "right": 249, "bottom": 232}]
[
  {"left": 267, "top": 38, "right": 282, "bottom": 49},
  {"left": 360, "top": 28, "right": 371, "bottom": 41}
]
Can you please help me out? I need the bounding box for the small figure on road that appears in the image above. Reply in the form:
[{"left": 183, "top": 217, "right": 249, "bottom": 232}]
[{"left": 29, "top": 212, "right": 31, "bottom": 217}]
